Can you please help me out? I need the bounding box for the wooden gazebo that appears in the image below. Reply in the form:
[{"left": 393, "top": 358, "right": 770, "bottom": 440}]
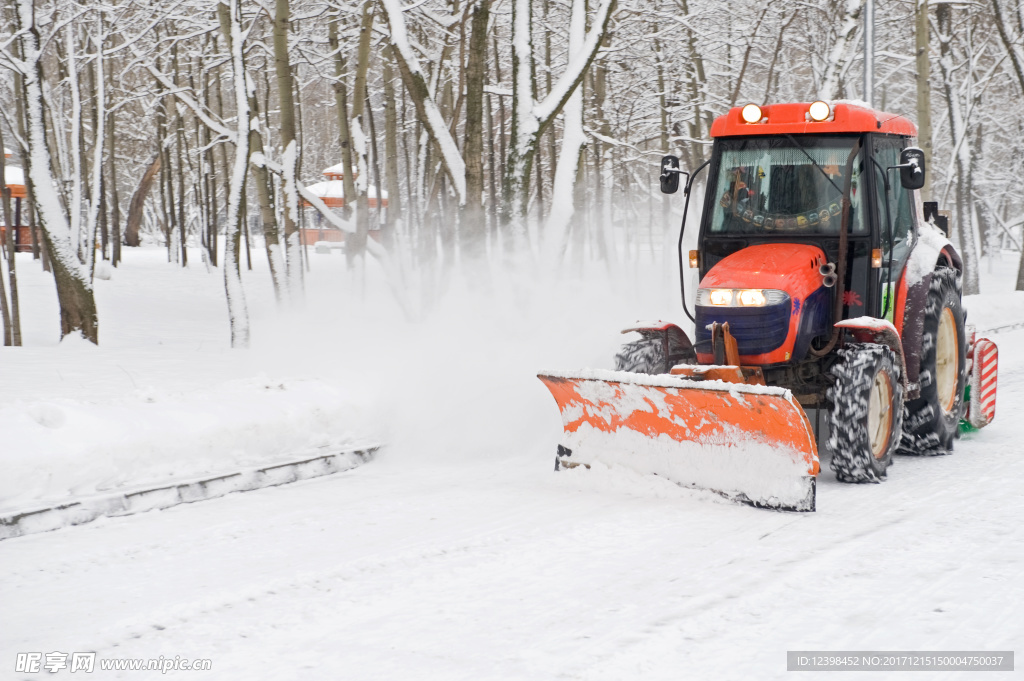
[
  {"left": 301, "top": 164, "right": 387, "bottom": 246},
  {"left": 0, "top": 149, "right": 31, "bottom": 252}
]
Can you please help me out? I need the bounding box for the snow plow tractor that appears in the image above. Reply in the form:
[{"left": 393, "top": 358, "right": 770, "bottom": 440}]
[{"left": 539, "top": 101, "right": 999, "bottom": 512}]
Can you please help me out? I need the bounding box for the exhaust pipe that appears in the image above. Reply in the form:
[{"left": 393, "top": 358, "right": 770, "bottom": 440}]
[{"left": 820, "top": 262, "right": 837, "bottom": 288}]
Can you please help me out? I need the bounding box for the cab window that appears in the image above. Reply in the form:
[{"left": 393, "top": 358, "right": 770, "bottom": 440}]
[{"left": 872, "top": 137, "right": 914, "bottom": 266}]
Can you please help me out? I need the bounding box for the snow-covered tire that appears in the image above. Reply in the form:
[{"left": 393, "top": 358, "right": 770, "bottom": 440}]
[
  {"left": 898, "top": 268, "right": 967, "bottom": 456},
  {"left": 614, "top": 337, "right": 667, "bottom": 374},
  {"left": 828, "top": 343, "right": 904, "bottom": 483}
]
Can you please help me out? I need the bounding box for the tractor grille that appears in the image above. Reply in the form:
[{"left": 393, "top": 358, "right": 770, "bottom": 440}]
[{"left": 695, "top": 300, "right": 792, "bottom": 356}]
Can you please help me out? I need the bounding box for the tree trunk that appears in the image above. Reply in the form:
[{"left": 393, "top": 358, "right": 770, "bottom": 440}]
[
  {"left": 347, "top": 0, "right": 375, "bottom": 264},
  {"left": 174, "top": 102, "right": 187, "bottom": 267},
  {"left": 990, "top": 0, "right": 1024, "bottom": 290},
  {"left": 248, "top": 89, "right": 286, "bottom": 301},
  {"left": 217, "top": 0, "right": 251, "bottom": 348},
  {"left": 85, "top": 18, "right": 106, "bottom": 278},
  {"left": 819, "top": 0, "right": 863, "bottom": 100},
  {"left": 158, "top": 95, "right": 175, "bottom": 262},
  {"left": 213, "top": 59, "right": 232, "bottom": 267},
  {"left": 542, "top": 0, "right": 588, "bottom": 267},
  {"left": 365, "top": 85, "right": 385, "bottom": 240},
  {"left": 16, "top": 0, "right": 98, "bottom": 343},
  {"left": 936, "top": 3, "right": 980, "bottom": 295},
  {"left": 915, "top": 0, "right": 932, "bottom": 201},
  {"left": 485, "top": 88, "right": 498, "bottom": 239},
  {"left": 0, "top": 244, "right": 11, "bottom": 345},
  {"left": 328, "top": 17, "right": 358, "bottom": 227},
  {"left": 273, "top": 0, "right": 303, "bottom": 296},
  {"left": 125, "top": 154, "right": 160, "bottom": 247},
  {"left": 66, "top": 26, "right": 86, "bottom": 265},
  {"left": 107, "top": 87, "right": 121, "bottom": 265},
  {"left": 382, "top": 48, "right": 402, "bottom": 234},
  {"left": 0, "top": 121, "right": 22, "bottom": 345},
  {"left": 462, "top": 0, "right": 491, "bottom": 260}
]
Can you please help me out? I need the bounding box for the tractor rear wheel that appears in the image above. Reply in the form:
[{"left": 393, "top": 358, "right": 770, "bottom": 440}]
[
  {"left": 828, "top": 343, "right": 904, "bottom": 483},
  {"left": 898, "top": 268, "right": 967, "bottom": 455}
]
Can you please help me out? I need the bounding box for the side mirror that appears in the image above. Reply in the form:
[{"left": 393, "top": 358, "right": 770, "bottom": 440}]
[
  {"left": 899, "top": 147, "right": 926, "bottom": 190},
  {"left": 660, "top": 155, "right": 681, "bottom": 194}
]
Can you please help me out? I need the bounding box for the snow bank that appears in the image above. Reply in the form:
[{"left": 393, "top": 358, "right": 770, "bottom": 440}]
[
  {"left": 964, "top": 290, "right": 1024, "bottom": 333},
  {"left": 0, "top": 249, "right": 382, "bottom": 511},
  {"left": 0, "top": 377, "right": 371, "bottom": 510}
]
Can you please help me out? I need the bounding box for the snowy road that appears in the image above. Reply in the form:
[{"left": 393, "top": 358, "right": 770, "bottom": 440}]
[{"left": 3, "top": 334, "right": 1021, "bottom": 680}]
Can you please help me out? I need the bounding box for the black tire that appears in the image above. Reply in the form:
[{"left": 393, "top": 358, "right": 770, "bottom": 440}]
[
  {"left": 827, "top": 343, "right": 905, "bottom": 483},
  {"left": 898, "top": 268, "right": 967, "bottom": 456},
  {"left": 614, "top": 337, "right": 667, "bottom": 374}
]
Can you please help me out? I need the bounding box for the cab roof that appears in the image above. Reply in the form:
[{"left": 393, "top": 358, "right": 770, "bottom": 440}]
[{"left": 710, "top": 102, "right": 918, "bottom": 138}]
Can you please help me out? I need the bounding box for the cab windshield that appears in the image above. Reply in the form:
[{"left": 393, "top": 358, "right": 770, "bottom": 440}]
[{"left": 708, "top": 136, "right": 865, "bottom": 235}]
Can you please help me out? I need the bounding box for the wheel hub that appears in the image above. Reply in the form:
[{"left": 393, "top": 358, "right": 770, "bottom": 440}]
[
  {"left": 868, "top": 370, "right": 894, "bottom": 459},
  {"left": 936, "top": 307, "right": 959, "bottom": 414}
]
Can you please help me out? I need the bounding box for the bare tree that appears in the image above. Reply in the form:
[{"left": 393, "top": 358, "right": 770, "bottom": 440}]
[{"left": 10, "top": 0, "right": 98, "bottom": 342}]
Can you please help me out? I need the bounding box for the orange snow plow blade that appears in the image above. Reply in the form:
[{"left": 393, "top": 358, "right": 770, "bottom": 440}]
[{"left": 538, "top": 370, "right": 820, "bottom": 511}]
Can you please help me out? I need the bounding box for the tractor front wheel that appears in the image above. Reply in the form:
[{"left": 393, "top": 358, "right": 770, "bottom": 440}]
[
  {"left": 828, "top": 343, "right": 905, "bottom": 483},
  {"left": 614, "top": 337, "right": 668, "bottom": 374}
]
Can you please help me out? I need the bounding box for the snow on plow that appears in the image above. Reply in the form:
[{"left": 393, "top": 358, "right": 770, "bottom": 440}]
[{"left": 538, "top": 370, "right": 820, "bottom": 512}]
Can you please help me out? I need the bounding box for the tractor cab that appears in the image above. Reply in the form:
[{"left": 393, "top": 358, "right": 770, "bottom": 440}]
[{"left": 662, "top": 102, "right": 932, "bottom": 393}]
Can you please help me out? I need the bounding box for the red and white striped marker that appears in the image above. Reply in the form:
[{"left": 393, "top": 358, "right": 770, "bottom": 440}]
[{"left": 967, "top": 337, "right": 998, "bottom": 428}]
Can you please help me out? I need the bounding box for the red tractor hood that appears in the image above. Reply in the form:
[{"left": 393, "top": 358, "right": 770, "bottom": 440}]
[{"left": 700, "top": 243, "right": 827, "bottom": 299}]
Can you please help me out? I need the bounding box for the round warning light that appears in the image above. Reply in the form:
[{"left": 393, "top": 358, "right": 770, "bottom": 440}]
[
  {"left": 809, "top": 100, "right": 831, "bottom": 121},
  {"left": 741, "top": 103, "right": 762, "bottom": 124}
]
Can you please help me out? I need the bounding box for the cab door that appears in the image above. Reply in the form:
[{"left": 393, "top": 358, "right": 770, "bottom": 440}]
[{"left": 869, "top": 135, "right": 916, "bottom": 322}]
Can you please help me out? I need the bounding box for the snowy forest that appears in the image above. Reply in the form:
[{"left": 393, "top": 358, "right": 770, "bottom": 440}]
[
  {"left": 2, "top": 0, "right": 1024, "bottom": 347},
  {"left": 5, "top": 1, "right": 1024, "bottom": 670}
]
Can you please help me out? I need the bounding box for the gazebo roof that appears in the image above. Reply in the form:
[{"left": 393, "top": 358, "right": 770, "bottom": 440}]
[
  {"left": 306, "top": 180, "right": 385, "bottom": 199},
  {"left": 2, "top": 166, "right": 26, "bottom": 198},
  {"left": 322, "top": 162, "right": 346, "bottom": 177},
  {"left": 321, "top": 163, "right": 364, "bottom": 183},
  {"left": 304, "top": 179, "right": 387, "bottom": 208}
]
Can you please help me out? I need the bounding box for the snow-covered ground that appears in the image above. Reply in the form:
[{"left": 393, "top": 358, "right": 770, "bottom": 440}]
[
  {"left": 0, "top": 250, "right": 379, "bottom": 511},
  {"left": 1, "top": 245, "right": 1021, "bottom": 679}
]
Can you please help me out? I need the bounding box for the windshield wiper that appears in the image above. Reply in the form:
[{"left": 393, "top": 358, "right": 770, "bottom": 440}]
[{"left": 783, "top": 133, "right": 847, "bottom": 197}]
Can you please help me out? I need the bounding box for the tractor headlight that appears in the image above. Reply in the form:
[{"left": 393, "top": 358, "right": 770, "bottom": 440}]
[
  {"left": 737, "top": 289, "right": 767, "bottom": 306},
  {"left": 708, "top": 289, "right": 734, "bottom": 306},
  {"left": 697, "top": 288, "right": 788, "bottom": 307}
]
